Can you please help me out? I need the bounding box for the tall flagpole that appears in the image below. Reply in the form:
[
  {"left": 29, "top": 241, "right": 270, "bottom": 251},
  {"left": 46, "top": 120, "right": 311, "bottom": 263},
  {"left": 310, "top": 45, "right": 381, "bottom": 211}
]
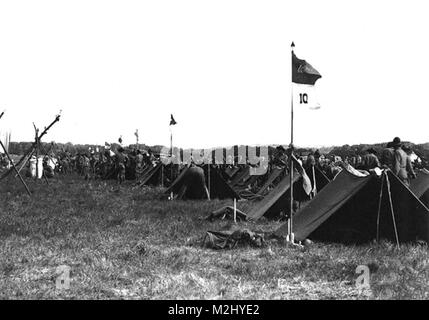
[
  {"left": 289, "top": 41, "right": 295, "bottom": 242},
  {"left": 170, "top": 128, "right": 173, "bottom": 157},
  {"left": 170, "top": 126, "right": 173, "bottom": 182}
]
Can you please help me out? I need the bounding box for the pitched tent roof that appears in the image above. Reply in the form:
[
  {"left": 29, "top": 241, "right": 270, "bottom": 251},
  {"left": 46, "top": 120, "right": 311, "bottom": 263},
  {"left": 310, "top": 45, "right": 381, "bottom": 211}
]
[
  {"left": 229, "top": 166, "right": 251, "bottom": 187},
  {"left": 138, "top": 163, "right": 163, "bottom": 187},
  {"left": 307, "top": 166, "right": 331, "bottom": 192},
  {"left": 164, "top": 165, "right": 191, "bottom": 195},
  {"left": 162, "top": 165, "right": 208, "bottom": 200},
  {"left": 224, "top": 166, "right": 241, "bottom": 180},
  {"left": 256, "top": 166, "right": 287, "bottom": 196},
  {"left": 410, "top": 169, "right": 429, "bottom": 209},
  {"left": 203, "top": 165, "right": 240, "bottom": 200},
  {"left": 139, "top": 163, "right": 158, "bottom": 179},
  {"left": 275, "top": 169, "right": 429, "bottom": 244},
  {"left": 234, "top": 173, "right": 260, "bottom": 193},
  {"left": 165, "top": 164, "right": 239, "bottom": 200},
  {"left": 246, "top": 156, "right": 331, "bottom": 221},
  {"left": 246, "top": 171, "right": 301, "bottom": 221},
  {"left": 410, "top": 169, "right": 429, "bottom": 199},
  {"left": 293, "top": 166, "right": 331, "bottom": 202}
]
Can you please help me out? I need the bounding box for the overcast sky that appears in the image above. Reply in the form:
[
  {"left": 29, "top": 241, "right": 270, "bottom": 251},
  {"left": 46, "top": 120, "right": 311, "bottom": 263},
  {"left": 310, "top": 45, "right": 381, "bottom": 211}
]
[{"left": 0, "top": 0, "right": 428, "bottom": 149}]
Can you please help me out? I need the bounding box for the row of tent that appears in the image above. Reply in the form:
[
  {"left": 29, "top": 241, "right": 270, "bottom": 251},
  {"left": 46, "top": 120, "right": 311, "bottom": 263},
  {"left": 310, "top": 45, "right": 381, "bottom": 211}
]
[
  {"left": 137, "top": 156, "right": 329, "bottom": 202},
  {"left": 136, "top": 159, "right": 429, "bottom": 244},
  {"left": 274, "top": 168, "right": 429, "bottom": 244}
]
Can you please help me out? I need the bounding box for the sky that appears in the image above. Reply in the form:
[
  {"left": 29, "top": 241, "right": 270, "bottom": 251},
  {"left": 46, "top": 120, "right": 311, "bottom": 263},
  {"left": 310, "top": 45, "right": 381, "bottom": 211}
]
[{"left": 0, "top": 0, "right": 428, "bottom": 149}]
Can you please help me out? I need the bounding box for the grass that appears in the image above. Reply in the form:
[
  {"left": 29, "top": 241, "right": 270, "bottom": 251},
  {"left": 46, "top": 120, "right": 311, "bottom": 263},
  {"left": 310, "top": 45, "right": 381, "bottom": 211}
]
[{"left": 0, "top": 173, "right": 428, "bottom": 300}]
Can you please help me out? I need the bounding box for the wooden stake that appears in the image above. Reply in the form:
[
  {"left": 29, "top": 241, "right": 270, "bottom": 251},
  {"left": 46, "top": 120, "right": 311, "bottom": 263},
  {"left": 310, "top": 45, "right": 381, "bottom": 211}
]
[
  {"left": 0, "top": 140, "right": 31, "bottom": 196},
  {"left": 385, "top": 173, "right": 400, "bottom": 249},
  {"left": 376, "top": 171, "right": 385, "bottom": 242},
  {"left": 233, "top": 198, "right": 237, "bottom": 223}
]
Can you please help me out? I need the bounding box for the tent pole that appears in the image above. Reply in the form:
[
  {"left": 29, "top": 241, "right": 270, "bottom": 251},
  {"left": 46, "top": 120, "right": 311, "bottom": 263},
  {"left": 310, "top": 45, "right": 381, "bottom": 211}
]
[
  {"left": 376, "top": 171, "right": 385, "bottom": 242},
  {"left": 170, "top": 126, "right": 173, "bottom": 183},
  {"left": 208, "top": 164, "right": 211, "bottom": 199},
  {"left": 1, "top": 113, "right": 60, "bottom": 182},
  {"left": 385, "top": 173, "right": 400, "bottom": 249},
  {"left": 289, "top": 42, "right": 295, "bottom": 242},
  {"left": 234, "top": 198, "right": 237, "bottom": 223},
  {"left": 15, "top": 149, "right": 34, "bottom": 176},
  {"left": 34, "top": 125, "right": 39, "bottom": 181},
  {"left": 312, "top": 165, "right": 316, "bottom": 198},
  {"left": 160, "top": 164, "right": 163, "bottom": 187}
]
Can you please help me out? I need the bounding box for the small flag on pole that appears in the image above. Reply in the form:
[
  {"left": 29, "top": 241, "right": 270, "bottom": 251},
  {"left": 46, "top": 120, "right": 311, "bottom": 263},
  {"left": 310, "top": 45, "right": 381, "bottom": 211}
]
[
  {"left": 118, "top": 135, "right": 123, "bottom": 144},
  {"left": 169, "top": 114, "right": 177, "bottom": 126},
  {"left": 292, "top": 51, "right": 322, "bottom": 110}
]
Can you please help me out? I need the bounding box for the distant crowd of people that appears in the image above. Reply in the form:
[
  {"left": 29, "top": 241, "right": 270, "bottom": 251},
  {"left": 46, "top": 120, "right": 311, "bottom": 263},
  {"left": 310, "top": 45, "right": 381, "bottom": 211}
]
[
  {"left": 54, "top": 147, "right": 159, "bottom": 183},
  {"left": 1, "top": 137, "right": 426, "bottom": 188},
  {"left": 274, "top": 137, "right": 425, "bottom": 187}
]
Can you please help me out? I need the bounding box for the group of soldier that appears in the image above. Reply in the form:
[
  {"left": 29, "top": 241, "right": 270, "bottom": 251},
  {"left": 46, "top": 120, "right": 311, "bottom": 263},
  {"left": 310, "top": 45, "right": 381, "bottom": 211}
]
[
  {"left": 295, "top": 137, "right": 421, "bottom": 186},
  {"left": 349, "top": 137, "right": 418, "bottom": 187},
  {"left": 54, "top": 147, "right": 158, "bottom": 183},
  {"left": 2, "top": 136, "right": 423, "bottom": 189}
]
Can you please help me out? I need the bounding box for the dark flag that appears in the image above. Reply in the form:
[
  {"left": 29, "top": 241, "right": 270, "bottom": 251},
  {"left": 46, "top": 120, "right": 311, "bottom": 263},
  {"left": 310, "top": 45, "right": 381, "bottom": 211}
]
[
  {"left": 118, "top": 136, "right": 123, "bottom": 144},
  {"left": 292, "top": 52, "right": 322, "bottom": 85},
  {"left": 292, "top": 50, "right": 322, "bottom": 110},
  {"left": 170, "top": 114, "right": 177, "bottom": 126}
]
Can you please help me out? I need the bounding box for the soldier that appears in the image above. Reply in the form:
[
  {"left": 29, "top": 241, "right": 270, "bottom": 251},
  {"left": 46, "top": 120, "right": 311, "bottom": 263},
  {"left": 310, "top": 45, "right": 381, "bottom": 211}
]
[
  {"left": 115, "top": 147, "right": 127, "bottom": 184},
  {"left": 360, "top": 148, "right": 381, "bottom": 171},
  {"left": 402, "top": 144, "right": 417, "bottom": 182},
  {"left": 135, "top": 149, "right": 145, "bottom": 180},
  {"left": 89, "top": 153, "right": 97, "bottom": 177},
  {"left": 305, "top": 152, "right": 316, "bottom": 170},
  {"left": 59, "top": 156, "right": 70, "bottom": 174},
  {"left": 391, "top": 137, "right": 416, "bottom": 187},
  {"left": 381, "top": 141, "right": 395, "bottom": 170},
  {"left": 82, "top": 154, "right": 91, "bottom": 180}
]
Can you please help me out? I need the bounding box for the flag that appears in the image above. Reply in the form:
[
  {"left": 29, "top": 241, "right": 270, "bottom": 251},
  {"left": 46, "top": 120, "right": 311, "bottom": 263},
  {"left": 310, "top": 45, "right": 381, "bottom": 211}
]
[
  {"left": 292, "top": 52, "right": 321, "bottom": 85},
  {"left": 169, "top": 114, "right": 177, "bottom": 126},
  {"left": 134, "top": 129, "right": 139, "bottom": 139},
  {"left": 292, "top": 51, "right": 322, "bottom": 110},
  {"left": 291, "top": 154, "right": 312, "bottom": 195},
  {"left": 118, "top": 136, "right": 123, "bottom": 144}
]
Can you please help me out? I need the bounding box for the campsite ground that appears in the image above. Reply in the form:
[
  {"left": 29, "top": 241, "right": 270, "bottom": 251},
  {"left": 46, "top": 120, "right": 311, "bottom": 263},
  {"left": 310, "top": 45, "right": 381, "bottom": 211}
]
[{"left": 1, "top": 174, "right": 428, "bottom": 300}]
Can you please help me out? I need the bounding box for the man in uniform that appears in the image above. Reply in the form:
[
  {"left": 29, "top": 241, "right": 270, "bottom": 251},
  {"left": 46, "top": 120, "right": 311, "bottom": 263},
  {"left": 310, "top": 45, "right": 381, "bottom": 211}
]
[
  {"left": 134, "top": 149, "right": 145, "bottom": 180},
  {"left": 401, "top": 144, "right": 417, "bottom": 183},
  {"left": 115, "top": 147, "right": 127, "bottom": 184},
  {"left": 360, "top": 148, "right": 381, "bottom": 171},
  {"left": 82, "top": 153, "right": 91, "bottom": 180},
  {"left": 391, "top": 137, "right": 416, "bottom": 187},
  {"left": 381, "top": 141, "right": 395, "bottom": 170},
  {"left": 391, "top": 138, "right": 417, "bottom": 241}
]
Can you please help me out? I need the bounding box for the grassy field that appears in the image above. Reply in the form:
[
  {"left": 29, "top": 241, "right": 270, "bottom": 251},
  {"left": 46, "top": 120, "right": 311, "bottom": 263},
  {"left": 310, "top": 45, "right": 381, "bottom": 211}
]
[{"left": 0, "top": 173, "right": 428, "bottom": 300}]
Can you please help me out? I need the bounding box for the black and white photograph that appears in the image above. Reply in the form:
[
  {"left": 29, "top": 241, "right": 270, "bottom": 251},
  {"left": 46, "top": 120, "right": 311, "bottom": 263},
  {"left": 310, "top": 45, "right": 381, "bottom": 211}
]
[{"left": 1, "top": 0, "right": 429, "bottom": 306}]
